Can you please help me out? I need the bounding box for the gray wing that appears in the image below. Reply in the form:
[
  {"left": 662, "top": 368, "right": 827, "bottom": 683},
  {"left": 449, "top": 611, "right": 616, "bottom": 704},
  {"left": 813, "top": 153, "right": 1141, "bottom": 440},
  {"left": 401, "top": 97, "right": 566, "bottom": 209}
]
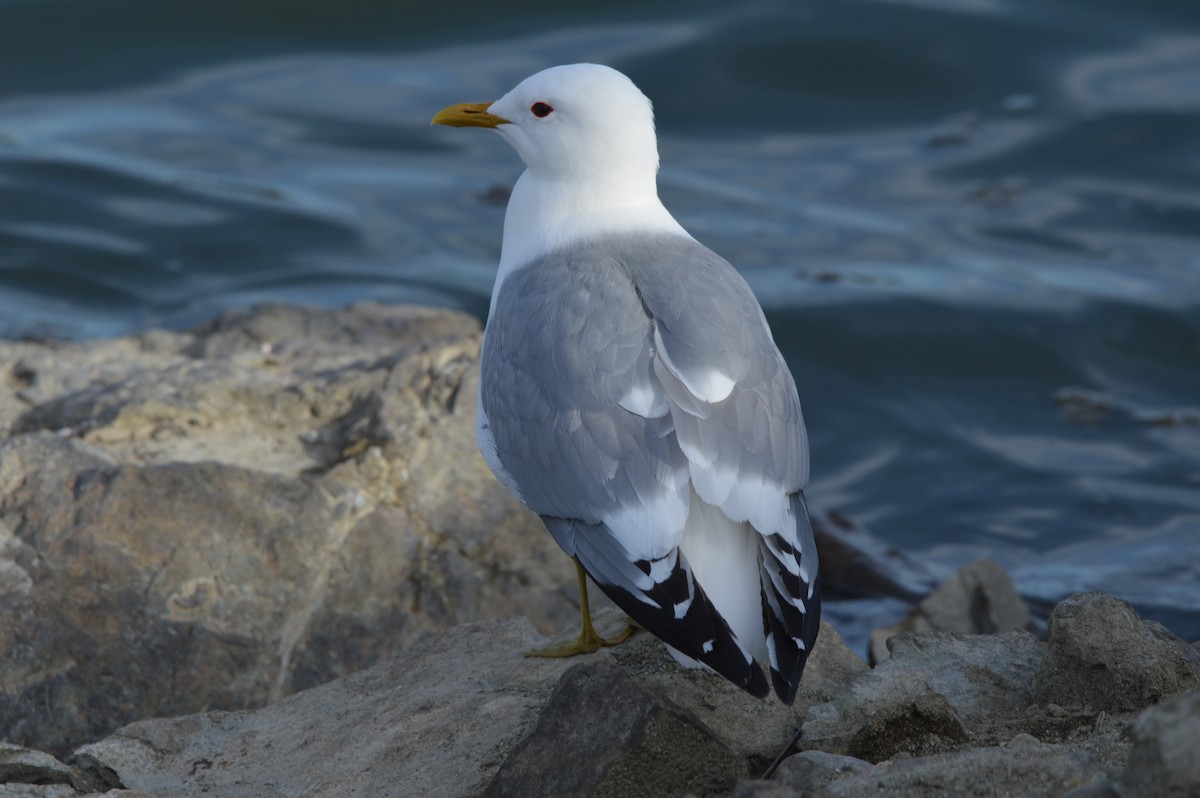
[
  {"left": 622, "top": 234, "right": 820, "bottom": 703},
  {"left": 481, "top": 233, "right": 819, "bottom": 701}
]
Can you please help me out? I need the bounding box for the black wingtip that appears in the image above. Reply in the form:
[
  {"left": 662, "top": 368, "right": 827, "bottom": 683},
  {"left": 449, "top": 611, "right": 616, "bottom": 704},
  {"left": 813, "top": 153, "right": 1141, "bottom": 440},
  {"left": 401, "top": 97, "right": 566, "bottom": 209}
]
[
  {"left": 746, "top": 661, "right": 771, "bottom": 699},
  {"left": 583, "top": 556, "right": 770, "bottom": 699},
  {"left": 765, "top": 575, "right": 823, "bottom": 704},
  {"left": 559, "top": 516, "right": 782, "bottom": 701},
  {"left": 770, "top": 667, "right": 798, "bottom": 706},
  {"left": 595, "top": 578, "right": 770, "bottom": 698}
]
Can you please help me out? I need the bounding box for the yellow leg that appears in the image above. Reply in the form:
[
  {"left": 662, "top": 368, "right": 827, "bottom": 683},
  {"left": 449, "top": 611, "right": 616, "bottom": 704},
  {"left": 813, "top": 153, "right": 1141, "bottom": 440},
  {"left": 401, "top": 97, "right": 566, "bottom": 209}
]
[{"left": 524, "top": 560, "right": 636, "bottom": 657}]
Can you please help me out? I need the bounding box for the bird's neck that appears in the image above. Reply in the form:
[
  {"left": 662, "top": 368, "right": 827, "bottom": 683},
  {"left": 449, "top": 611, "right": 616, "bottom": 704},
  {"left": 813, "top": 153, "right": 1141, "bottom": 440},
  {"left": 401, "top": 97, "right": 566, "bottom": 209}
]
[{"left": 490, "top": 170, "right": 690, "bottom": 314}]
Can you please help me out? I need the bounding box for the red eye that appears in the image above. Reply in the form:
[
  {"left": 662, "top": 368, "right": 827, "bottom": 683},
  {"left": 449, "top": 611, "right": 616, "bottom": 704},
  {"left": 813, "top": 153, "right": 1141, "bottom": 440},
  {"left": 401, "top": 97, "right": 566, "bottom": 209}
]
[{"left": 530, "top": 102, "right": 554, "bottom": 118}]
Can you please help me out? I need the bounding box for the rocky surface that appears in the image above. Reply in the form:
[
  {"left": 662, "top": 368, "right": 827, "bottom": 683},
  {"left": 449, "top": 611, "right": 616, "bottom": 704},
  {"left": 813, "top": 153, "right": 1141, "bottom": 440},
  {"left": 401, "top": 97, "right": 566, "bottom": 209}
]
[
  {"left": 0, "top": 589, "right": 1196, "bottom": 797},
  {"left": 802, "top": 630, "right": 1042, "bottom": 759},
  {"left": 1036, "top": 593, "right": 1200, "bottom": 714},
  {"left": 0, "top": 303, "right": 936, "bottom": 759},
  {"left": 56, "top": 611, "right": 857, "bottom": 798},
  {"left": 3, "top": 304, "right": 1199, "bottom": 797},
  {"left": 0, "top": 303, "right": 580, "bottom": 758},
  {"left": 485, "top": 660, "right": 747, "bottom": 798},
  {"left": 737, "top": 741, "right": 1111, "bottom": 798},
  {"left": 1122, "top": 690, "right": 1200, "bottom": 798},
  {"left": 737, "top": 591, "right": 1195, "bottom": 797},
  {"left": 868, "top": 558, "right": 1032, "bottom": 664},
  {"left": 0, "top": 744, "right": 105, "bottom": 794}
]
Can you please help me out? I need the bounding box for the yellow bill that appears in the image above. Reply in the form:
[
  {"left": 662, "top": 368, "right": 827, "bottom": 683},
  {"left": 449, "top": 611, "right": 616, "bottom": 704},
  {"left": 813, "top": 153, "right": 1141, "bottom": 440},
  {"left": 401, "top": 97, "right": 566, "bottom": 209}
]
[{"left": 431, "top": 102, "right": 509, "bottom": 129}]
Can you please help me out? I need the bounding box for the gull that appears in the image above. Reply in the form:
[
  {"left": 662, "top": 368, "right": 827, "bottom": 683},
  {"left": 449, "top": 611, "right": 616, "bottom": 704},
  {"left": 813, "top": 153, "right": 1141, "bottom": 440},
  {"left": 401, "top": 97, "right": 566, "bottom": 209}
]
[{"left": 432, "top": 63, "right": 820, "bottom": 702}]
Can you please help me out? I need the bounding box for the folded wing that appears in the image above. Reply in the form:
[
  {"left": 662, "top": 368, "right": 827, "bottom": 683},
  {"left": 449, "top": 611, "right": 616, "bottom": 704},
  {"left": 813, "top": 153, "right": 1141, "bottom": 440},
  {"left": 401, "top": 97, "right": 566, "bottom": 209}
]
[{"left": 480, "top": 233, "right": 820, "bottom": 702}]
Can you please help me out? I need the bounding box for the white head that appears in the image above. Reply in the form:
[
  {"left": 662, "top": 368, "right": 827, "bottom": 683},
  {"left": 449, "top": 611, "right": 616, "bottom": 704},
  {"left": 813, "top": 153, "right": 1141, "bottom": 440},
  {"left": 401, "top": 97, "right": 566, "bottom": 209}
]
[
  {"left": 433, "top": 63, "right": 660, "bottom": 185},
  {"left": 433, "top": 64, "right": 688, "bottom": 281},
  {"left": 490, "top": 64, "right": 659, "bottom": 182}
]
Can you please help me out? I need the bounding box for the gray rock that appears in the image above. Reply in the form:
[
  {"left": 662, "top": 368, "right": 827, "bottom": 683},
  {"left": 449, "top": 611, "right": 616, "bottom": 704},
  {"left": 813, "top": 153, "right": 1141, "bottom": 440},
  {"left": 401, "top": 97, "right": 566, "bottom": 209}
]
[
  {"left": 803, "top": 630, "right": 1043, "bottom": 760},
  {"left": 775, "top": 750, "right": 872, "bottom": 790},
  {"left": 69, "top": 610, "right": 858, "bottom": 798},
  {"left": 0, "top": 786, "right": 78, "bottom": 797},
  {"left": 1058, "top": 783, "right": 1123, "bottom": 798},
  {"left": 819, "top": 742, "right": 1107, "bottom": 798},
  {"left": 74, "top": 616, "right": 579, "bottom": 798},
  {"left": 1122, "top": 690, "right": 1200, "bottom": 797},
  {"left": 603, "top": 618, "right": 866, "bottom": 766},
  {"left": 484, "top": 659, "right": 744, "bottom": 798},
  {"left": 517, "top": 610, "right": 868, "bottom": 771},
  {"left": 730, "top": 781, "right": 792, "bottom": 798},
  {"left": 1036, "top": 593, "right": 1200, "bottom": 713},
  {"left": 870, "top": 558, "right": 1032, "bottom": 665},
  {"left": 0, "top": 303, "right": 584, "bottom": 756},
  {"left": 2, "top": 593, "right": 1165, "bottom": 798},
  {"left": 0, "top": 744, "right": 102, "bottom": 793}
]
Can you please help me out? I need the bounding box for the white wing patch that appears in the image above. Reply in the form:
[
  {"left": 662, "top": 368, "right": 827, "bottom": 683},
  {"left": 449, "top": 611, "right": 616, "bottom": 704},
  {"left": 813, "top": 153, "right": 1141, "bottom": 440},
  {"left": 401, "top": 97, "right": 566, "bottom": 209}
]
[
  {"left": 619, "top": 341, "right": 670, "bottom": 418},
  {"left": 722, "top": 472, "right": 792, "bottom": 537},
  {"left": 618, "top": 381, "right": 669, "bottom": 418},
  {"left": 685, "top": 459, "right": 791, "bottom": 537},
  {"left": 600, "top": 465, "right": 690, "bottom": 562},
  {"left": 653, "top": 324, "right": 736, "bottom": 404}
]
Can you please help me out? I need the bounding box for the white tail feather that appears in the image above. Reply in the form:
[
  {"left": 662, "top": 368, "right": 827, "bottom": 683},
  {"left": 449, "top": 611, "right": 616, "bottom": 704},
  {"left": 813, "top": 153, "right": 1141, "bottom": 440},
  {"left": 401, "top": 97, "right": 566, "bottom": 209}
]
[{"left": 677, "top": 487, "right": 767, "bottom": 664}]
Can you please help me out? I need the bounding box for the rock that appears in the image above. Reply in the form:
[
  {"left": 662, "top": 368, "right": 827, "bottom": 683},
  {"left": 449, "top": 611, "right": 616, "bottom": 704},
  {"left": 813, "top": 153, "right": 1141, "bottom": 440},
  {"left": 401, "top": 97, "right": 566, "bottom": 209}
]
[
  {"left": 540, "top": 611, "right": 864, "bottom": 767},
  {"left": 0, "top": 786, "right": 77, "bottom": 798},
  {"left": 789, "top": 621, "right": 872, "bottom": 705},
  {"left": 1036, "top": 593, "right": 1200, "bottom": 713},
  {"left": 4, "top": 593, "right": 1171, "bottom": 798},
  {"left": 73, "top": 616, "right": 577, "bottom": 798},
  {"left": 730, "top": 781, "right": 792, "bottom": 798},
  {"left": 740, "top": 740, "right": 1110, "bottom": 798},
  {"left": 802, "top": 630, "right": 1043, "bottom": 760},
  {"left": 0, "top": 303, "right": 582, "bottom": 757},
  {"left": 775, "top": 750, "right": 872, "bottom": 791},
  {"left": 1005, "top": 732, "right": 1042, "bottom": 749},
  {"left": 0, "top": 744, "right": 103, "bottom": 793},
  {"left": 810, "top": 511, "right": 937, "bottom": 603},
  {"left": 68, "top": 611, "right": 856, "bottom": 798},
  {"left": 600, "top": 617, "right": 867, "bottom": 769},
  {"left": 484, "top": 660, "right": 744, "bottom": 798},
  {"left": 869, "top": 559, "right": 1032, "bottom": 664},
  {"left": 817, "top": 742, "right": 1107, "bottom": 798},
  {"left": 1058, "top": 783, "right": 1123, "bottom": 798},
  {"left": 1122, "top": 690, "right": 1200, "bottom": 797},
  {"left": 1019, "top": 705, "right": 1134, "bottom": 777}
]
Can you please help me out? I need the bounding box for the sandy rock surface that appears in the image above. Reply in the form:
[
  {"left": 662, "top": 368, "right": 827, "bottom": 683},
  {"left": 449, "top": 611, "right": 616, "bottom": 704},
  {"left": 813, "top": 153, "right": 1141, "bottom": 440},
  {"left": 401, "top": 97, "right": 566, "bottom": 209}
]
[
  {"left": 63, "top": 611, "right": 858, "bottom": 798},
  {"left": 0, "top": 303, "right": 576, "bottom": 757},
  {"left": 0, "top": 576, "right": 1197, "bottom": 797}
]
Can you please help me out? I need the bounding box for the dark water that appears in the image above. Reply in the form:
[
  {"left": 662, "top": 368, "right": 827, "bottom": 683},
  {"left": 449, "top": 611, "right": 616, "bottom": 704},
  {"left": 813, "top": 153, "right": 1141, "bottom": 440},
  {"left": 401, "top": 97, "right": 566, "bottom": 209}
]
[{"left": 2, "top": 0, "right": 1198, "bottom": 647}]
